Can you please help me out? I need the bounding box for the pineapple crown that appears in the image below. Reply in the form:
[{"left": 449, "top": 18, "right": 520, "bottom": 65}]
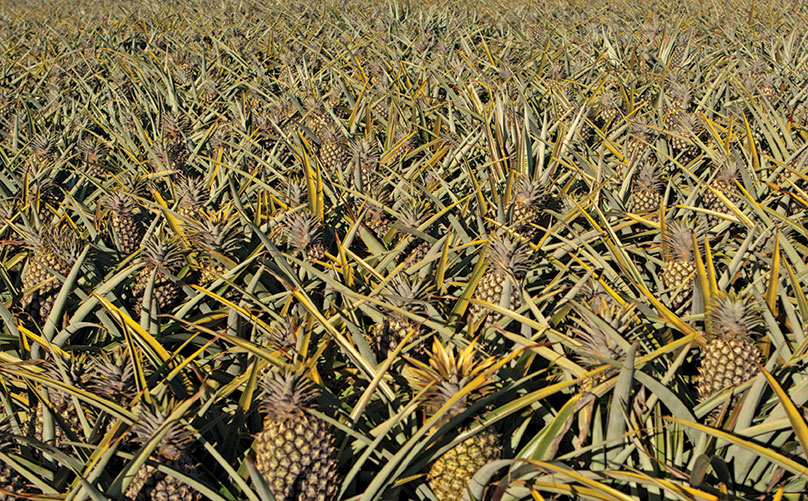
[
  {"left": 512, "top": 175, "right": 545, "bottom": 207},
  {"left": 262, "top": 316, "right": 301, "bottom": 350},
  {"left": 350, "top": 139, "right": 380, "bottom": 168},
  {"left": 397, "top": 200, "right": 428, "bottom": 230},
  {"left": 380, "top": 275, "right": 432, "bottom": 312},
  {"left": 663, "top": 221, "right": 698, "bottom": 262},
  {"left": 570, "top": 302, "right": 636, "bottom": 369},
  {"left": 319, "top": 125, "right": 344, "bottom": 145},
  {"left": 90, "top": 348, "right": 137, "bottom": 403},
  {"left": 628, "top": 121, "right": 651, "bottom": 139},
  {"left": 634, "top": 164, "right": 661, "bottom": 192},
  {"left": 282, "top": 178, "right": 307, "bottom": 208},
  {"left": 131, "top": 408, "right": 194, "bottom": 461},
  {"left": 140, "top": 237, "right": 185, "bottom": 274},
  {"left": 162, "top": 111, "right": 188, "bottom": 141},
  {"left": 23, "top": 222, "right": 81, "bottom": 261},
  {"left": 284, "top": 212, "right": 321, "bottom": 254},
  {"left": 408, "top": 339, "right": 497, "bottom": 421},
  {"left": 188, "top": 208, "right": 242, "bottom": 256},
  {"left": 599, "top": 89, "right": 617, "bottom": 109},
  {"left": 80, "top": 137, "right": 107, "bottom": 165},
  {"left": 670, "top": 81, "right": 691, "bottom": 105},
  {"left": 259, "top": 370, "right": 320, "bottom": 420},
  {"left": 104, "top": 189, "right": 137, "bottom": 214},
  {"left": 714, "top": 158, "right": 739, "bottom": 183},
  {"left": 175, "top": 175, "right": 207, "bottom": 211},
  {"left": 676, "top": 112, "right": 700, "bottom": 134},
  {"left": 707, "top": 293, "right": 760, "bottom": 341},
  {"left": 487, "top": 235, "right": 533, "bottom": 278},
  {"left": 31, "top": 132, "right": 55, "bottom": 159},
  {"left": 43, "top": 353, "right": 95, "bottom": 389}
]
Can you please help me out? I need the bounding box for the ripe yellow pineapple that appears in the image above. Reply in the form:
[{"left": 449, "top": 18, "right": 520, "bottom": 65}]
[
  {"left": 20, "top": 223, "right": 80, "bottom": 321},
  {"left": 627, "top": 164, "right": 662, "bottom": 214},
  {"left": 125, "top": 408, "right": 203, "bottom": 501},
  {"left": 254, "top": 370, "right": 339, "bottom": 501},
  {"left": 408, "top": 340, "right": 500, "bottom": 501},
  {"left": 661, "top": 222, "right": 697, "bottom": 310},
  {"left": 469, "top": 236, "right": 533, "bottom": 329},
  {"left": 697, "top": 294, "right": 762, "bottom": 416}
]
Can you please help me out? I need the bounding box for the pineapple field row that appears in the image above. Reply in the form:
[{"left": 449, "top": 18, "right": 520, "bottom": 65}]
[{"left": 1, "top": 0, "right": 808, "bottom": 499}]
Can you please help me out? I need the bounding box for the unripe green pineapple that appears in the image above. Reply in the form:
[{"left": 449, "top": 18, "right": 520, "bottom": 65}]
[
  {"left": 254, "top": 370, "right": 339, "bottom": 501},
  {"left": 698, "top": 294, "right": 762, "bottom": 412},
  {"left": 408, "top": 340, "right": 500, "bottom": 501},
  {"left": 661, "top": 222, "right": 697, "bottom": 310},
  {"left": 627, "top": 164, "right": 662, "bottom": 213},
  {"left": 370, "top": 276, "right": 432, "bottom": 358},
  {"left": 131, "top": 238, "right": 185, "bottom": 311},
  {"left": 703, "top": 161, "right": 741, "bottom": 227},
  {"left": 469, "top": 236, "right": 533, "bottom": 329},
  {"left": 20, "top": 223, "right": 80, "bottom": 321},
  {"left": 125, "top": 408, "right": 203, "bottom": 501},
  {"left": 105, "top": 190, "right": 144, "bottom": 255}
]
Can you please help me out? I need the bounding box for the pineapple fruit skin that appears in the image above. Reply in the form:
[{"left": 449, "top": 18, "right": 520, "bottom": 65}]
[
  {"left": 661, "top": 259, "right": 695, "bottom": 309},
  {"left": 428, "top": 431, "right": 501, "bottom": 501},
  {"left": 254, "top": 410, "right": 339, "bottom": 501},
  {"left": 124, "top": 456, "right": 202, "bottom": 501},
  {"left": 697, "top": 336, "right": 761, "bottom": 401}
]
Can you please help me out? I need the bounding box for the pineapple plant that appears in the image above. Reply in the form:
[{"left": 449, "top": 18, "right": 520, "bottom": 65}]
[
  {"left": 187, "top": 207, "right": 242, "bottom": 286},
  {"left": 124, "top": 408, "right": 203, "bottom": 501},
  {"left": 625, "top": 121, "right": 653, "bottom": 161},
  {"left": 285, "top": 212, "right": 326, "bottom": 263},
  {"left": 19, "top": 222, "right": 80, "bottom": 321},
  {"left": 318, "top": 125, "right": 349, "bottom": 177},
  {"left": 174, "top": 176, "right": 207, "bottom": 222},
  {"left": 131, "top": 237, "right": 186, "bottom": 311},
  {"left": 661, "top": 222, "right": 697, "bottom": 310},
  {"left": 0, "top": 424, "right": 29, "bottom": 499},
  {"left": 395, "top": 201, "right": 433, "bottom": 268},
  {"left": 508, "top": 175, "right": 557, "bottom": 239},
  {"left": 570, "top": 302, "right": 636, "bottom": 393},
  {"left": 254, "top": 369, "right": 339, "bottom": 501},
  {"left": 697, "top": 294, "right": 762, "bottom": 416},
  {"left": 79, "top": 137, "right": 108, "bottom": 177},
  {"left": 349, "top": 139, "right": 381, "bottom": 190},
  {"left": 597, "top": 89, "right": 619, "bottom": 126},
  {"left": 370, "top": 276, "right": 433, "bottom": 358},
  {"left": 468, "top": 236, "right": 533, "bottom": 329},
  {"left": 703, "top": 160, "right": 741, "bottom": 227},
  {"left": 627, "top": 164, "right": 662, "bottom": 213},
  {"left": 32, "top": 354, "right": 97, "bottom": 449},
  {"left": 671, "top": 112, "right": 701, "bottom": 162},
  {"left": 408, "top": 339, "right": 500, "bottom": 501},
  {"left": 105, "top": 189, "right": 144, "bottom": 255}
]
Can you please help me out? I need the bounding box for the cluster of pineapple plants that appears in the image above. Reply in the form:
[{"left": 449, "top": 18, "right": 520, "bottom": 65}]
[{"left": 1, "top": 0, "right": 808, "bottom": 499}]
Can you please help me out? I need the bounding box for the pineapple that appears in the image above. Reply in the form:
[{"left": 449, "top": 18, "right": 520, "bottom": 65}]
[
  {"left": 285, "top": 212, "right": 326, "bottom": 263},
  {"left": 703, "top": 160, "right": 741, "bottom": 227},
  {"left": 468, "top": 236, "right": 533, "bottom": 329},
  {"left": 20, "top": 223, "right": 80, "bottom": 321},
  {"left": 349, "top": 139, "right": 381, "bottom": 190},
  {"left": 663, "top": 82, "right": 690, "bottom": 132},
  {"left": 625, "top": 121, "right": 653, "bottom": 161},
  {"left": 661, "top": 222, "right": 697, "bottom": 310},
  {"left": 254, "top": 370, "right": 339, "bottom": 501},
  {"left": 597, "top": 89, "right": 619, "bottom": 126},
  {"left": 395, "top": 201, "right": 432, "bottom": 268},
  {"left": 509, "top": 176, "right": 557, "bottom": 239},
  {"left": 363, "top": 203, "right": 392, "bottom": 240},
  {"left": 187, "top": 208, "right": 242, "bottom": 286},
  {"left": 174, "top": 176, "right": 207, "bottom": 222},
  {"left": 408, "top": 340, "right": 500, "bottom": 501},
  {"left": 80, "top": 137, "right": 108, "bottom": 177},
  {"left": 627, "top": 164, "right": 662, "bottom": 213},
  {"left": 105, "top": 189, "right": 144, "bottom": 255},
  {"left": 318, "top": 126, "right": 349, "bottom": 177},
  {"left": 570, "top": 302, "right": 636, "bottom": 392},
  {"left": 0, "top": 425, "right": 29, "bottom": 499},
  {"left": 125, "top": 408, "right": 203, "bottom": 501},
  {"left": 131, "top": 238, "right": 185, "bottom": 311},
  {"left": 370, "top": 276, "right": 432, "bottom": 358},
  {"left": 32, "top": 354, "right": 97, "bottom": 449},
  {"left": 304, "top": 96, "right": 332, "bottom": 135},
  {"left": 697, "top": 294, "right": 762, "bottom": 412},
  {"left": 668, "top": 44, "right": 686, "bottom": 68},
  {"left": 671, "top": 112, "right": 701, "bottom": 162}
]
